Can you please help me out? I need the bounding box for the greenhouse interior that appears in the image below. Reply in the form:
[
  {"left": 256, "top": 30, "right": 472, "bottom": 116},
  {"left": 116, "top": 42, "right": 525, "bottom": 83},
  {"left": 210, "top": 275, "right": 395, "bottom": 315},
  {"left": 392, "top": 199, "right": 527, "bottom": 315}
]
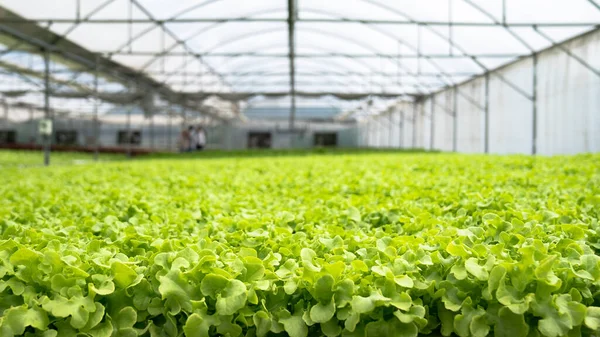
[{"left": 1, "top": 1, "right": 600, "bottom": 337}]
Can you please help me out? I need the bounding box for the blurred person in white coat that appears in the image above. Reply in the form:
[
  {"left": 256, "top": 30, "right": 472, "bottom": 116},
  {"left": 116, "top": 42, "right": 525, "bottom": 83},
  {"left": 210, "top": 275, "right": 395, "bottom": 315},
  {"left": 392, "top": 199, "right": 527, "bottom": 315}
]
[{"left": 195, "top": 125, "right": 207, "bottom": 151}]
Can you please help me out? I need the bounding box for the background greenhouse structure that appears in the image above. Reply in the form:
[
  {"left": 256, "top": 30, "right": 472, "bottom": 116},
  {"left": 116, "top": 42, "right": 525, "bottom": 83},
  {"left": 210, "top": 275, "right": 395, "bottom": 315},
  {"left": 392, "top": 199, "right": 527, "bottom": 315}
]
[{"left": 0, "top": 0, "right": 599, "bottom": 159}]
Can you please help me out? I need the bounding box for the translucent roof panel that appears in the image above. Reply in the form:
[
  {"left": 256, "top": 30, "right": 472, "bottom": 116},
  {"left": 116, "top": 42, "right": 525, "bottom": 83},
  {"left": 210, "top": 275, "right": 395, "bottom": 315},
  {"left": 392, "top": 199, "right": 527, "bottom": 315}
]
[{"left": 1, "top": 0, "right": 599, "bottom": 120}]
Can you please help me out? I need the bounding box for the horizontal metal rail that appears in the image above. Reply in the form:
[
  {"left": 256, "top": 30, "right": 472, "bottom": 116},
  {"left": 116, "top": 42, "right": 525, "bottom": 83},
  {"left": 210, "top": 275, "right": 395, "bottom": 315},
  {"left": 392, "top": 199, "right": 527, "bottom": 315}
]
[
  {"left": 0, "top": 17, "right": 597, "bottom": 27},
  {"left": 97, "top": 51, "right": 528, "bottom": 59}
]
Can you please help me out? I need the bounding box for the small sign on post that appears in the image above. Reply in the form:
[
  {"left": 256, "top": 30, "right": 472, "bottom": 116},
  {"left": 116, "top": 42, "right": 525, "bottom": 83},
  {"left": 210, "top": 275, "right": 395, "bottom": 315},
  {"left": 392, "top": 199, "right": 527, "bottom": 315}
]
[{"left": 39, "top": 119, "right": 53, "bottom": 136}]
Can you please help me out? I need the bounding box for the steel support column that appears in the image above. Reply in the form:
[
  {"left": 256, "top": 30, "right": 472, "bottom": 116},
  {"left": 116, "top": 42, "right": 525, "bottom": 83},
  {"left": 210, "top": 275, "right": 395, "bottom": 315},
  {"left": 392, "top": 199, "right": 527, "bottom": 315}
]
[
  {"left": 365, "top": 121, "right": 370, "bottom": 147},
  {"left": 430, "top": 96, "right": 435, "bottom": 150},
  {"left": 168, "top": 105, "right": 173, "bottom": 151},
  {"left": 453, "top": 86, "right": 458, "bottom": 152},
  {"left": 43, "top": 49, "right": 51, "bottom": 166},
  {"left": 532, "top": 53, "right": 538, "bottom": 155},
  {"left": 93, "top": 55, "right": 100, "bottom": 161},
  {"left": 2, "top": 101, "right": 7, "bottom": 123},
  {"left": 181, "top": 106, "right": 187, "bottom": 151},
  {"left": 399, "top": 109, "right": 404, "bottom": 148},
  {"left": 126, "top": 104, "right": 132, "bottom": 159},
  {"left": 378, "top": 117, "right": 384, "bottom": 147},
  {"left": 29, "top": 107, "right": 35, "bottom": 143},
  {"left": 484, "top": 72, "right": 490, "bottom": 154},
  {"left": 412, "top": 101, "right": 418, "bottom": 148},
  {"left": 149, "top": 111, "right": 154, "bottom": 150},
  {"left": 287, "top": 0, "right": 297, "bottom": 130},
  {"left": 389, "top": 112, "right": 393, "bottom": 147}
]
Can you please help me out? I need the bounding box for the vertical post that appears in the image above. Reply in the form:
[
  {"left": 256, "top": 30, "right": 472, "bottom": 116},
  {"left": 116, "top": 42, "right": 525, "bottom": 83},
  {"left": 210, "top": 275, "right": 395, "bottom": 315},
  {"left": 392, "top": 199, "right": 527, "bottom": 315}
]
[
  {"left": 502, "top": 0, "right": 507, "bottom": 26},
  {"left": 360, "top": 121, "right": 364, "bottom": 147},
  {"left": 430, "top": 96, "right": 435, "bottom": 151},
  {"left": 126, "top": 103, "right": 132, "bottom": 159},
  {"left": 168, "top": 105, "right": 173, "bottom": 151},
  {"left": 93, "top": 55, "right": 100, "bottom": 161},
  {"left": 357, "top": 121, "right": 361, "bottom": 147},
  {"left": 361, "top": 121, "right": 366, "bottom": 147},
  {"left": 2, "top": 101, "right": 7, "bottom": 125},
  {"left": 389, "top": 111, "right": 393, "bottom": 148},
  {"left": 397, "top": 42, "right": 402, "bottom": 87},
  {"left": 484, "top": 72, "right": 490, "bottom": 154},
  {"left": 532, "top": 53, "right": 538, "bottom": 155},
  {"left": 76, "top": 0, "right": 81, "bottom": 21},
  {"left": 366, "top": 120, "right": 371, "bottom": 147},
  {"left": 453, "top": 86, "right": 458, "bottom": 152},
  {"left": 379, "top": 118, "right": 384, "bottom": 148},
  {"left": 412, "top": 100, "right": 417, "bottom": 148},
  {"left": 29, "top": 107, "right": 35, "bottom": 144},
  {"left": 399, "top": 109, "right": 404, "bottom": 148},
  {"left": 128, "top": 0, "right": 133, "bottom": 54},
  {"left": 180, "top": 105, "right": 187, "bottom": 152},
  {"left": 287, "top": 0, "right": 297, "bottom": 131},
  {"left": 43, "top": 49, "right": 51, "bottom": 166},
  {"left": 449, "top": 0, "right": 453, "bottom": 55},
  {"left": 161, "top": 30, "right": 166, "bottom": 74},
  {"left": 417, "top": 25, "right": 422, "bottom": 75},
  {"left": 149, "top": 110, "right": 154, "bottom": 150}
]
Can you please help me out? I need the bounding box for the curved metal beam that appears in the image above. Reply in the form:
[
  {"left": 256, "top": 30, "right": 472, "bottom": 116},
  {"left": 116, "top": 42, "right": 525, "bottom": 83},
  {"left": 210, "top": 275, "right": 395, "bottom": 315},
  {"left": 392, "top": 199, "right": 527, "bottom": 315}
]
[
  {"left": 462, "top": 0, "right": 534, "bottom": 51},
  {"left": 107, "top": 3, "right": 479, "bottom": 111},
  {"left": 0, "top": 0, "right": 117, "bottom": 61},
  {"left": 359, "top": 0, "right": 533, "bottom": 100},
  {"left": 200, "top": 43, "right": 383, "bottom": 77},
  {"left": 131, "top": 6, "right": 458, "bottom": 93},
  {"left": 155, "top": 27, "right": 443, "bottom": 95},
  {"left": 223, "top": 59, "right": 375, "bottom": 90},
  {"left": 300, "top": 7, "right": 461, "bottom": 88},
  {"left": 129, "top": 0, "right": 230, "bottom": 88},
  {"left": 177, "top": 67, "right": 429, "bottom": 90},
  {"left": 213, "top": 28, "right": 446, "bottom": 93},
  {"left": 51, "top": 0, "right": 230, "bottom": 96},
  {"left": 208, "top": 43, "right": 445, "bottom": 92},
  {"left": 135, "top": 7, "right": 287, "bottom": 72},
  {"left": 169, "top": 0, "right": 224, "bottom": 20},
  {"left": 170, "top": 58, "right": 409, "bottom": 93},
  {"left": 216, "top": 58, "right": 366, "bottom": 81},
  {"left": 94, "top": 0, "right": 524, "bottom": 105}
]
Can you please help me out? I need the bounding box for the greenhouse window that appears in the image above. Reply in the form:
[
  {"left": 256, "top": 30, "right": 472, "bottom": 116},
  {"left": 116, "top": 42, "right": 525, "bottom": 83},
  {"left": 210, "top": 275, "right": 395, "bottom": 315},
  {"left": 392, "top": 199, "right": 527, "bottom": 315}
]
[
  {"left": 248, "top": 132, "right": 272, "bottom": 149},
  {"left": 54, "top": 130, "right": 78, "bottom": 146},
  {"left": 314, "top": 132, "right": 338, "bottom": 147},
  {"left": 0, "top": 130, "right": 16, "bottom": 144},
  {"left": 117, "top": 130, "right": 142, "bottom": 146}
]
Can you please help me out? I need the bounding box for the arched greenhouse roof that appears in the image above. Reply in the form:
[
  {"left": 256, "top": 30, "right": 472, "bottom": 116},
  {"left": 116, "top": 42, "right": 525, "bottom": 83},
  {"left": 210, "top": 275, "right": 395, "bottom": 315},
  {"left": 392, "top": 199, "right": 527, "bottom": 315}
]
[{"left": 0, "top": 0, "right": 599, "bottom": 121}]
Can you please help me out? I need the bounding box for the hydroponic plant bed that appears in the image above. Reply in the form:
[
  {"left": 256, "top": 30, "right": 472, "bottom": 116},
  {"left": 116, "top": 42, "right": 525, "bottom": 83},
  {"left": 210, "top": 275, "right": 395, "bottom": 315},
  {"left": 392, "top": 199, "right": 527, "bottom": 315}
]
[{"left": 1, "top": 152, "right": 599, "bottom": 337}]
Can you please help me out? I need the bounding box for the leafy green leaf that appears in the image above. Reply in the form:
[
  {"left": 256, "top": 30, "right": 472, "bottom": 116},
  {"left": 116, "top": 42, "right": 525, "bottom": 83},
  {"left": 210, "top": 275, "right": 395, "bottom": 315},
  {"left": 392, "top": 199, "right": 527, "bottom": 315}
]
[
  {"left": 310, "top": 300, "right": 336, "bottom": 323},
  {"left": 495, "top": 307, "right": 529, "bottom": 337},
  {"left": 215, "top": 279, "right": 247, "bottom": 315},
  {"left": 279, "top": 314, "right": 308, "bottom": 337}
]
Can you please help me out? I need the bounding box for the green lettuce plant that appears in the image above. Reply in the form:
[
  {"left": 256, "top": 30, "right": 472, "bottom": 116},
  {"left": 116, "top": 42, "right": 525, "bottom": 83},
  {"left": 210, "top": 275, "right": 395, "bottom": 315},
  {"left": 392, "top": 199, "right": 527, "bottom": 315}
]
[{"left": 1, "top": 153, "right": 599, "bottom": 336}]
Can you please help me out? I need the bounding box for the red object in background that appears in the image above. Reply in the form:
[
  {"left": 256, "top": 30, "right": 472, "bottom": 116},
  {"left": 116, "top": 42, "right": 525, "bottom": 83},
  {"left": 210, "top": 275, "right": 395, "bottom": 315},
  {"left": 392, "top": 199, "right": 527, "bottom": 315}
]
[{"left": 0, "top": 143, "right": 156, "bottom": 156}]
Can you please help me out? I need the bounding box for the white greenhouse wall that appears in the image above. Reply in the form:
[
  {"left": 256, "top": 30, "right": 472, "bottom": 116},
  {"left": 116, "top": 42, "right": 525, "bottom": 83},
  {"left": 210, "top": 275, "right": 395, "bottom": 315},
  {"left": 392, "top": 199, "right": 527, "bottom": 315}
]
[
  {"left": 487, "top": 60, "right": 534, "bottom": 154},
  {"left": 360, "top": 28, "right": 600, "bottom": 155},
  {"left": 536, "top": 30, "right": 600, "bottom": 154},
  {"left": 432, "top": 92, "right": 455, "bottom": 152},
  {"left": 456, "top": 77, "right": 486, "bottom": 153}
]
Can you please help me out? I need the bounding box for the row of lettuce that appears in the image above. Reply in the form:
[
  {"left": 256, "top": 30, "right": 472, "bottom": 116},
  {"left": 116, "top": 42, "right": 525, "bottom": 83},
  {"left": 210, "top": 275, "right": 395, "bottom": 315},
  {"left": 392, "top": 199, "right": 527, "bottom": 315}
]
[{"left": 1, "top": 153, "right": 600, "bottom": 336}]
